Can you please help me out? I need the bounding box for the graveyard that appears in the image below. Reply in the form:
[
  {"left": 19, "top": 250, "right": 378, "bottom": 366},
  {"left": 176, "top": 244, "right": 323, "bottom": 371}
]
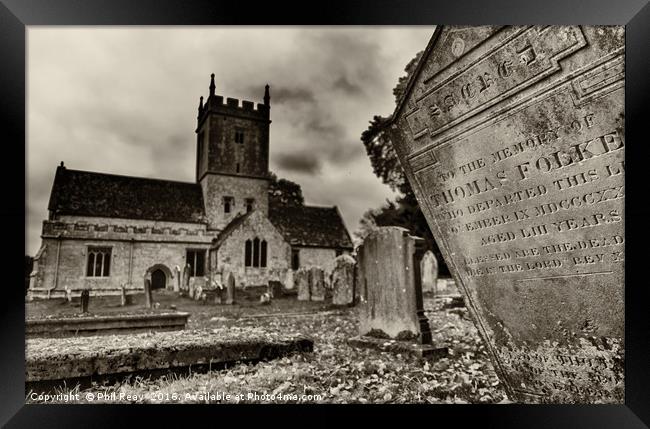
[
  {"left": 24, "top": 25, "right": 625, "bottom": 405},
  {"left": 25, "top": 284, "right": 509, "bottom": 404}
]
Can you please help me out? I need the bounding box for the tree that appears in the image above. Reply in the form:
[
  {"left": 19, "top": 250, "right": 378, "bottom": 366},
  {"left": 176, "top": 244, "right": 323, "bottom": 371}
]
[
  {"left": 268, "top": 172, "right": 304, "bottom": 207},
  {"left": 359, "top": 50, "right": 449, "bottom": 276}
]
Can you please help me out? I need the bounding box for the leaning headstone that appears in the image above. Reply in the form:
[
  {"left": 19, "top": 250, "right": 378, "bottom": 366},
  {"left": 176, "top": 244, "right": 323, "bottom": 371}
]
[
  {"left": 144, "top": 278, "right": 153, "bottom": 309},
  {"left": 420, "top": 251, "right": 438, "bottom": 293},
  {"left": 309, "top": 267, "right": 326, "bottom": 301},
  {"left": 330, "top": 254, "right": 356, "bottom": 306},
  {"left": 387, "top": 26, "right": 624, "bottom": 403},
  {"left": 296, "top": 268, "right": 310, "bottom": 301},
  {"left": 80, "top": 290, "right": 90, "bottom": 314},
  {"left": 225, "top": 272, "right": 236, "bottom": 305}
]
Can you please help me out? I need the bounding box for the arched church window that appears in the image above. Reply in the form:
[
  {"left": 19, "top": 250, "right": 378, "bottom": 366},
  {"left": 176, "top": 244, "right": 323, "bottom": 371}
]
[
  {"left": 245, "top": 238, "right": 267, "bottom": 268},
  {"left": 253, "top": 238, "right": 260, "bottom": 267},
  {"left": 261, "top": 240, "right": 267, "bottom": 268},
  {"left": 245, "top": 240, "right": 252, "bottom": 267}
]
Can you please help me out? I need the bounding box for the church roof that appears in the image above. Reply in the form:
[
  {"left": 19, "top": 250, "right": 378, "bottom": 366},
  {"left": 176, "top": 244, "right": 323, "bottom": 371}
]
[
  {"left": 268, "top": 203, "right": 353, "bottom": 250},
  {"left": 48, "top": 165, "right": 206, "bottom": 223}
]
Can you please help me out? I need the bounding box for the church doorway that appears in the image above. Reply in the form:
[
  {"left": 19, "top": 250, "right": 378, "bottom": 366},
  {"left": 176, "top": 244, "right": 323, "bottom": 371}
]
[{"left": 151, "top": 269, "right": 166, "bottom": 290}]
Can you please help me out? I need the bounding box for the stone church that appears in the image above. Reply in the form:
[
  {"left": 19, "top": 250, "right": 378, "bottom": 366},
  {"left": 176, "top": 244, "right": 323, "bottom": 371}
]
[{"left": 28, "top": 74, "right": 353, "bottom": 298}]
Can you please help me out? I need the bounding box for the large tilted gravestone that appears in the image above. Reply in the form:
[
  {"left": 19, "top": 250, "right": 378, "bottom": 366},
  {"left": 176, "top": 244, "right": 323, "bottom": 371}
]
[
  {"left": 420, "top": 250, "right": 439, "bottom": 293},
  {"left": 350, "top": 227, "right": 447, "bottom": 358},
  {"left": 388, "top": 26, "right": 624, "bottom": 403},
  {"left": 330, "top": 254, "right": 356, "bottom": 306}
]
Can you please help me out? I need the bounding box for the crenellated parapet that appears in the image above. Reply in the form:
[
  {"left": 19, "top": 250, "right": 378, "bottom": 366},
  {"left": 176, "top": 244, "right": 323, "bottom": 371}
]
[
  {"left": 196, "top": 73, "right": 270, "bottom": 129},
  {"left": 41, "top": 220, "right": 215, "bottom": 242}
]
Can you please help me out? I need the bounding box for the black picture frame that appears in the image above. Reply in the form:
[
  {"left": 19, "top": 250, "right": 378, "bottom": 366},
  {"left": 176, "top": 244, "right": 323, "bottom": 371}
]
[{"left": 2, "top": 0, "right": 648, "bottom": 427}]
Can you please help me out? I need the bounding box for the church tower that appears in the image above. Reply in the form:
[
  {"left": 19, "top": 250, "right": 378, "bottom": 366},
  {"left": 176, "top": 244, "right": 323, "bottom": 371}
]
[{"left": 195, "top": 74, "right": 271, "bottom": 230}]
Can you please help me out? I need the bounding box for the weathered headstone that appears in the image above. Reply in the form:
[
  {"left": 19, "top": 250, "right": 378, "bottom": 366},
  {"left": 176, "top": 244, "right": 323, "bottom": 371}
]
[
  {"left": 174, "top": 265, "right": 181, "bottom": 292},
  {"left": 296, "top": 268, "right": 310, "bottom": 301},
  {"left": 356, "top": 227, "right": 427, "bottom": 340},
  {"left": 283, "top": 269, "right": 294, "bottom": 290},
  {"left": 80, "top": 290, "right": 89, "bottom": 314},
  {"left": 420, "top": 251, "right": 439, "bottom": 293},
  {"left": 182, "top": 263, "right": 191, "bottom": 292},
  {"left": 309, "top": 267, "right": 326, "bottom": 301},
  {"left": 330, "top": 254, "right": 356, "bottom": 306},
  {"left": 144, "top": 278, "right": 153, "bottom": 309},
  {"left": 225, "top": 272, "right": 236, "bottom": 305},
  {"left": 269, "top": 280, "right": 283, "bottom": 299},
  {"left": 388, "top": 26, "right": 624, "bottom": 403},
  {"left": 350, "top": 227, "right": 446, "bottom": 359},
  {"left": 120, "top": 284, "right": 127, "bottom": 307}
]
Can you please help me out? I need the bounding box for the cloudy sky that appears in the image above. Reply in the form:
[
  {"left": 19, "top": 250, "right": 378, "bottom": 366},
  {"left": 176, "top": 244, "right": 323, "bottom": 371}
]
[{"left": 26, "top": 27, "right": 433, "bottom": 255}]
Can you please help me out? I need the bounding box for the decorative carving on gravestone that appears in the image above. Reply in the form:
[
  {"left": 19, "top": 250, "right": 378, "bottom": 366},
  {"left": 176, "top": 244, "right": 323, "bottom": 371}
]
[
  {"left": 80, "top": 290, "right": 90, "bottom": 314},
  {"left": 387, "top": 26, "right": 625, "bottom": 403},
  {"left": 296, "top": 267, "right": 311, "bottom": 301},
  {"left": 309, "top": 267, "right": 326, "bottom": 301},
  {"left": 349, "top": 227, "right": 446, "bottom": 358},
  {"left": 420, "top": 251, "right": 439, "bottom": 294},
  {"left": 330, "top": 254, "right": 356, "bottom": 306}
]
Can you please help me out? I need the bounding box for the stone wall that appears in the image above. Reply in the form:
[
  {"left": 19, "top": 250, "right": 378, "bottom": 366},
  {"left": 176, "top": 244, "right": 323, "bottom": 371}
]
[
  {"left": 296, "top": 247, "right": 339, "bottom": 274},
  {"left": 214, "top": 210, "right": 291, "bottom": 288},
  {"left": 200, "top": 174, "right": 270, "bottom": 230},
  {"left": 30, "top": 216, "right": 213, "bottom": 296}
]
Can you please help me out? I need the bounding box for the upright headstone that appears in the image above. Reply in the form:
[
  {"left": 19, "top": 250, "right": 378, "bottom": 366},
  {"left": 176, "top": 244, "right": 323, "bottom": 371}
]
[
  {"left": 225, "top": 272, "right": 236, "bottom": 305},
  {"left": 182, "top": 263, "right": 191, "bottom": 292},
  {"left": 80, "top": 290, "right": 89, "bottom": 314},
  {"left": 330, "top": 254, "right": 356, "bottom": 306},
  {"left": 120, "top": 284, "right": 127, "bottom": 307},
  {"left": 309, "top": 267, "right": 326, "bottom": 302},
  {"left": 420, "top": 251, "right": 439, "bottom": 294},
  {"left": 269, "top": 281, "right": 283, "bottom": 299},
  {"left": 296, "top": 268, "right": 311, "bottom": 301},
  {"left": 283, "top": 269, "right": 294, "bottom": 290},
  {"left": 356, "top": 227, "right": 430, "bottom": 341},
  {"left": 174, "top": 265, "right": 181, "bottom": 292},
  {"left": 388, "top": 26, "right": 624, "bottom": 403},
  {"left": 144, "top": 278, "right": 153, "bottom": 309}
]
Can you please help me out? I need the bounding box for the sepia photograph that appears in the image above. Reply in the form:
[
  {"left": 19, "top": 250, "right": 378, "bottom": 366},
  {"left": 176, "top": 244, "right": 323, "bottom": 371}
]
[{"left": 21, "top": 23, "right": 628, "bottom": 406}]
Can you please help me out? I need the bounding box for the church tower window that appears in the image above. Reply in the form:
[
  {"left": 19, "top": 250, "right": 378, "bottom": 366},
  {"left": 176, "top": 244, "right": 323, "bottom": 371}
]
[
  {"left": 223, "top": 196, "right": 234, "bottom": 213},
  {"left": 234, "top": 130, "right": 245, "bottom": 144},
  {"left": 245, "top": 198, "right": 254, "bottom": 213}
]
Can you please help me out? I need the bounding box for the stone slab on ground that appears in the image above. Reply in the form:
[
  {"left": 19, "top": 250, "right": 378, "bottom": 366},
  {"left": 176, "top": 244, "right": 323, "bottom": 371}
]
[
  {"left": 26, "top": 328, "right": 314, "bottom": 383},
  {"left": 26, "top": 312, "right": 190, "bottom": 338},
  {"left": 348, "top": 335, "right": 448, "bottom": 360}
]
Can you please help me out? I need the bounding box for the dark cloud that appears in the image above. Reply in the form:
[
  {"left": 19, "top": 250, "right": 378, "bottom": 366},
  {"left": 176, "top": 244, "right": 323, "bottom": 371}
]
[
  {"left": 27, "top": 27, "right": 433, "bottom": 255},
  {"left": 332, "top": 75, "right": 364, "bottom": 95},
  {"left": 275, "top": 152, "right": 321, "bottom": 174},
  {"left": 266, "top": 87, "right": 315, "bottom": 105}
]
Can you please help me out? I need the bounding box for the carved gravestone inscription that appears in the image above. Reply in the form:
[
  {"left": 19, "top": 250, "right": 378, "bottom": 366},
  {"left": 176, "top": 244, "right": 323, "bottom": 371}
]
[{"left": 388, "top": 26, "right": 624, "bottom": 403}]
